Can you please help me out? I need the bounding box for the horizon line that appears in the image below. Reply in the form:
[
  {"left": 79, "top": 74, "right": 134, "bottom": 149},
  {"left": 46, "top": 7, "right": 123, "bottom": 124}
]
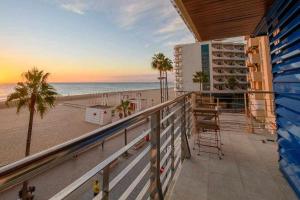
[{"left": 0, "top": 81, "right": 176, "bottom": 84}]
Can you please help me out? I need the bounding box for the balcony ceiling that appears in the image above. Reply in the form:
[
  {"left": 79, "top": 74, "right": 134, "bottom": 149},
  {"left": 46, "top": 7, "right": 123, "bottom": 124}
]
[{"left": 173, "top": 0, "right": 274, "bottom": 41}]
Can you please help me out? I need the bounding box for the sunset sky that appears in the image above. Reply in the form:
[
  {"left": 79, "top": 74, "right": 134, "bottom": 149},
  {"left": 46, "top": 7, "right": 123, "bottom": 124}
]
[{"left": 0, "top": 0, "right": 194, "bottom": 83}]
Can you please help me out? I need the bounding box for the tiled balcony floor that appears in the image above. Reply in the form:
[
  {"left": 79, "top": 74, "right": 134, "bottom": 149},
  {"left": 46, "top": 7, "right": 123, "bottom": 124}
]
[{"left": 169, "top": 113, "right": 298, "bottom": 200}]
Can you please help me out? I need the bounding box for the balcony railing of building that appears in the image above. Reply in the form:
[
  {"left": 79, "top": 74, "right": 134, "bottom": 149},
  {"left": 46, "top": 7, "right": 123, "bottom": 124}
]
[
  {"left": 213, "top": 69, "right": 247, "bottom": 76},
  {"left": 211, "top": 45, "right": 244, "bottom": 53},
  {"left": 174, "top": 49, "right": 182, "bottom": 56},
  {"left": 212, "top": 61, "right": 247, "bottom": 69},
  {"left": 212, "top": 55, "right": 245, "bottom": 61},
  {"left": 191, "top": 91, "right": 276, "bottom": 134},
  {"left": 0, "top": 93, "right": 193, "bottom": 200},
  {"left": 0, "top": 91, "right": 278, "bottom": 199}
]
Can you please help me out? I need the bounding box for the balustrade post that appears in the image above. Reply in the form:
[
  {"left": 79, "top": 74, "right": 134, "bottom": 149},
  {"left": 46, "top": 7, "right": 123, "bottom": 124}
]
[
  {"left": 244, "top": 93, "right": 248, "bottom": 117},
  {"left": 244, "top": 93, "right": 254, "bottom": 133},
  {"left": 186, "top": 98, "right": 191, "bottom": 138},
  {"left": 181, "top": 97, "right": 191, "bottom": 162},
  {"left": 170, "top": 114, "right": 175, "bottom": 178},
  {"left": 102, "top": 165, "right": 110, "bottom": 200},
  {"left": 149, "top": 111, "right": 163, "bottom": 200},
  {"left": 124, "top": 128, "right": 128, "bottom": 156}
]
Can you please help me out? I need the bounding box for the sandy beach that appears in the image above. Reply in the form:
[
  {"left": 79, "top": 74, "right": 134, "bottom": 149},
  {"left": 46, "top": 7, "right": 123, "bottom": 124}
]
[{"left": 0, "top": 88, "right": 174, "bottom": 165}]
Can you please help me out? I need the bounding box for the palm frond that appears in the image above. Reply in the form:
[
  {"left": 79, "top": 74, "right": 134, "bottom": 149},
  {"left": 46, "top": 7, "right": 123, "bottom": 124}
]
[{"left": 7, "top": 67, "right": 57, "bottom": 117}]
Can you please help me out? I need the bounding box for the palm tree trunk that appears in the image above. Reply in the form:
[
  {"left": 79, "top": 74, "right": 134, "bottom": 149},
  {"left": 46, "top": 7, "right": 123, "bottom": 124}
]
[
  {"left": 165, "top": 72, "right": 169, "bottom": 101},
  {"left": 22, "top": 96, "right": 35, "bottom": 199},
  {"left": 25, "top": 108, "right": 34, "bottom": 156},
  {"left": 123, "top": 107, "right": 127, "bottom": 118},
  {"left": 159, "top": 71, "right": 163, "bottom": 103}
]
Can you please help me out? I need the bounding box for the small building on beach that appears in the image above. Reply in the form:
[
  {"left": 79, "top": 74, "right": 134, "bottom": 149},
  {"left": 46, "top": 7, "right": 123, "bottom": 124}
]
[
  {"left": 85, "top": 105, "right": 113, "bottom": 126},
  {"left": 128, "top": 98, "right": 147, "bottom": 112}
]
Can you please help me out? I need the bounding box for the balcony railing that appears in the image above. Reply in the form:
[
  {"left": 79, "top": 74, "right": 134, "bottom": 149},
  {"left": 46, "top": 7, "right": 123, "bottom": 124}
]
[
  {"left": 211, "top": 45, "right": 244, "bottom": 53},
  {"left": 212, "top": 55, "right": 245, "bottom": 61},
  {"left": 0, "top": 90, "right": 279, "bottom": 199},
  {"left": 191, "top": 91, "right": 276, "bottom": 133},
  {"left": 0, "top": 93, "right": 193, "bottom": 200}
]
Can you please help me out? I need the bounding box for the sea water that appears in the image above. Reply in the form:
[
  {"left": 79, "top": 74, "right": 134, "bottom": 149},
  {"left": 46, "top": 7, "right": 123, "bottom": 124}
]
[{"left": 0, "top": 82, "right": 174, "bottom": 101}]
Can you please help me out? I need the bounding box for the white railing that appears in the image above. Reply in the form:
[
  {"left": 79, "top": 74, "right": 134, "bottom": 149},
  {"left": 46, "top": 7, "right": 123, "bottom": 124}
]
[{"left": 0, "top": 93, "right": 192, "bottom": 200}]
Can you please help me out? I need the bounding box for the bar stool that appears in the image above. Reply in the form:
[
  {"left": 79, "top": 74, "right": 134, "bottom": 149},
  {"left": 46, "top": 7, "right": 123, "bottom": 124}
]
[{"left": 193, "top": 108, "right": 223, "bottom": 159}]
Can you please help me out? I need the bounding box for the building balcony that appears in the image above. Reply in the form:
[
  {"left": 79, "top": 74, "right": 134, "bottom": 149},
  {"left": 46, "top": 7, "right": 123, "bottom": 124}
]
[
  {"left": 175, "top": 57, "right": 183, "bottom": 62},
  {"left": 238, "top": 79, "right": 248, "bottom": 84},
  {"left": 212, "top": 47, "right": 239, "bottom": 53},
  {"left": 175, "top": 78, "right": 183, "bottom": 83},
  {"left": 212, "top": 44, "right": 244, "bottom": 53},
  {"left": 213, "top": 64, "right": 247, "bottom": 69},
  {"left": 213, "top": 79, "right": 226, "bottom": 84},
  {"left": 174, "top": 50, "right": 182, "bottom": 56},
  {"left": 224, "top": 64, "right": 247, "bottom": 68},
  {"left": 174, "top": 64, "right": 183, "bottom": 70},
  {"left": 234, "top": 46, "right": 245, "bottom": 52},
  {"left": 211, "top": 44, "right": 223, "bottom": 50},
  {"left": 235, "top": 56, "right": 246, "bottom": 60},
  {"left": 213, "top": 70, "right": 225, "bottom": 75},
  {"left": 213, "top": 55, "right": 245, "bottom": 61},
  {"left": 175, "top": 74, "right": 183, "bottom": 77}
]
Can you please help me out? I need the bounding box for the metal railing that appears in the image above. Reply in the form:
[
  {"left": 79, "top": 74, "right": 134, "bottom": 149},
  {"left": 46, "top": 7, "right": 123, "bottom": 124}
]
[
  {"left": 0, "top": 93, "right": 193, "bottom": 199},
  {"left": 191, "top": 90, "right": 276, "bottom": 134}
]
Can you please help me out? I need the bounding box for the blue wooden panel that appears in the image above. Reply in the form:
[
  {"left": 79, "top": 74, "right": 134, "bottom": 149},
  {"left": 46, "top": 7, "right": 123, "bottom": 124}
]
[{"left": 267, "top": 0, "right": 300, "bottom": 197}]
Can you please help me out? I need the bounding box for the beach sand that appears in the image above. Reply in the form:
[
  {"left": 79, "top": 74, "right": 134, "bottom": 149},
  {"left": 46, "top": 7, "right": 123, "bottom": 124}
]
[{"left": 0, "top": 88, "right": 174, "bottom": 165}]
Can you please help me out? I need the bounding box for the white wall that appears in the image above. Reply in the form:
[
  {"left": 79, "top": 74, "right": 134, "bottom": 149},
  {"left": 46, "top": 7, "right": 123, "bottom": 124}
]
[{"left": 181, "top": 42, "right": 202, "bottom": 91}]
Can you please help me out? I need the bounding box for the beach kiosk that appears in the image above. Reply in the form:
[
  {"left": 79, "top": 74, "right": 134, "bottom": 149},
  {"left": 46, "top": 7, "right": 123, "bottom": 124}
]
[
  {"left": 128, "top": 98, "right": 147, "bottom": 112},
  {"left": 85, "top": 105, "right": 113, "bottom": 126}
]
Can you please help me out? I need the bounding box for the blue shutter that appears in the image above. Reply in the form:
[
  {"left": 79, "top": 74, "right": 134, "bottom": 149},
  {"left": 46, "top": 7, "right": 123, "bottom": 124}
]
[{"left": 267, "top": 0, "right": 300, "bottom": 197}]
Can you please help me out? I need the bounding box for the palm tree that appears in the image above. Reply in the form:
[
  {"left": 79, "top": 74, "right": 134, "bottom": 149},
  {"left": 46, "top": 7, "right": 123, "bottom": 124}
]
[
  {"left": 227, "top": 76, "right": 238, "bottom": 90},
  {"left": 6, "top": 67, "right": 57, "bottom": 199},
  {"left": 116, "top": 100, "right": 133, "bottom": 118},
  {"left": 193, "top": 71, "right": 209, "bottom": 91},
  {"left": 162, "top": 57, "right": 173, "bottom": 101},
  {"left": 151, "top": 53, "right": 165, "bottom": 103}
]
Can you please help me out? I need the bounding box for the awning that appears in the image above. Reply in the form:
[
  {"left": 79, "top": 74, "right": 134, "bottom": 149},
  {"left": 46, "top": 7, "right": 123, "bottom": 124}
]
[{"left": 172, "top": 0, "right": 274, "bottom": 41}]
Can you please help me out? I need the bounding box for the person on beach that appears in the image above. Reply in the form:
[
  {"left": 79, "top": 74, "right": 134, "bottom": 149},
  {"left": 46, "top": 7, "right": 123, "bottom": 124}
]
[{"left": 93, "top": 180, "right": 100, "bottom": 197}]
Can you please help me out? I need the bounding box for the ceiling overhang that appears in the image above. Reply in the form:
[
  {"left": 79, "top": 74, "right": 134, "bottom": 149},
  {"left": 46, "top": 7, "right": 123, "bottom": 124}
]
[{"left": 172, "top": 0, "right": 274, "bottom": 41}]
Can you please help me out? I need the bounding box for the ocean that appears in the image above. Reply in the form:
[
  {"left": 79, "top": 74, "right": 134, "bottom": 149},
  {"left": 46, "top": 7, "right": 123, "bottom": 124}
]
[{"left": 0, "top": 82, "right": 174, "bottom": 101}]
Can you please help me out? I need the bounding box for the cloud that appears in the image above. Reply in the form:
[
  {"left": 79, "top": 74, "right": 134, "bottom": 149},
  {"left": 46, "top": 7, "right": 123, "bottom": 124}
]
[
  {"left": 51, "top": 0, "right": 194, "bottom": 48},
  {"left": 156, "top": 18, "right": 185, "bottom": 34},
  {"left": 60, "top": 3, "right": 84, "bottom": 14},
  {"left": 57, "top": 0, "right": 91, "bottom": 15},
  {"left": 116, "top": 0, "right": 158, "bottom": 29},
  {"left": 165, "top": 34, "right": 195, "bottom": 47}
]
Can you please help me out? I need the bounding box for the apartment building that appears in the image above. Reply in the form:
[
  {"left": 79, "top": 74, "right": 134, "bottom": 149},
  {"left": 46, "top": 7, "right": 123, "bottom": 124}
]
[
  {"left": 174, "top": 40, "right": 248, "bottom": 93},
  {"left": 246, "top": 36, "right": 275, "bottom": 132}
]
